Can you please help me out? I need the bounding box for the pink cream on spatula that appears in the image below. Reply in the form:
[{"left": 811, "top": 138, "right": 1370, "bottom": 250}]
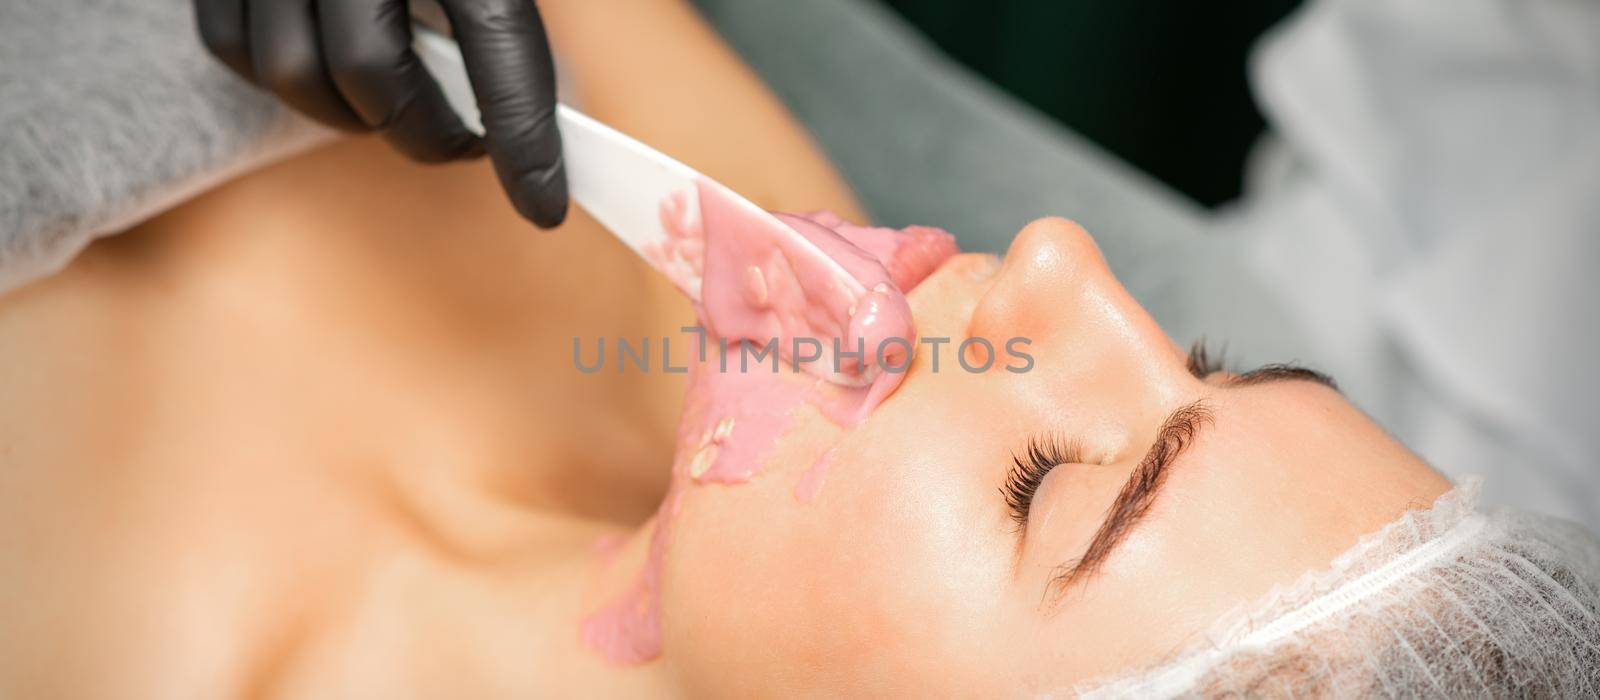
[{"left": 580, "top": 181, "right": 958, "bottom": 664}]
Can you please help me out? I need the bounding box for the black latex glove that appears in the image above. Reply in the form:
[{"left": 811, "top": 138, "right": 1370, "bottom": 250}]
[{"left": 196, "top": 0, "right": 568, "bottom": 227}]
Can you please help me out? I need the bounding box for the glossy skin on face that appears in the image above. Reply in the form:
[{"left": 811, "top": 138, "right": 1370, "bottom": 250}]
[{"left": 649, "top": 219, "right": 1450, "bottom": 694}]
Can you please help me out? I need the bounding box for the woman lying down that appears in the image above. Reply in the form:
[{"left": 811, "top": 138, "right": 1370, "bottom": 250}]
[{"left": 1, "top": 0, "right": 1596, "bottom": 696}]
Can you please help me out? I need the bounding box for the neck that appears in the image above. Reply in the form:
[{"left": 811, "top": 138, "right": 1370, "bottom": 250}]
[
  {"left": 114, "top": 135, "right": 690, "bottom": 522},
  {"left": 0, "top": 135, "right": 685, "bottom": 695}
]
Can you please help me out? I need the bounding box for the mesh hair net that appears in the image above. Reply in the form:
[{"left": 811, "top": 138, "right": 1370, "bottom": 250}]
[{"left": 1078, "top": 479, "right": 1600, "bottom": 697}]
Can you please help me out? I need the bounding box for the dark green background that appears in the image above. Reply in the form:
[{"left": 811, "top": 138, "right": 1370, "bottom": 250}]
[{"left": 876, "top": 0, "right": 1303, "bottom": 206}]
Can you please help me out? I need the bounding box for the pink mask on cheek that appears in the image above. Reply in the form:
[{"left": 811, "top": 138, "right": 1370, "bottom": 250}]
[{"left": 580, "top": 181, "right": 958, "bottom": 665}]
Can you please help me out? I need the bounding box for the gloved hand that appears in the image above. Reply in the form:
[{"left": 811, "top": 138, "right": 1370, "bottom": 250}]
[{"left": 195, "top": 0, "right": 568, "bottom": 228}]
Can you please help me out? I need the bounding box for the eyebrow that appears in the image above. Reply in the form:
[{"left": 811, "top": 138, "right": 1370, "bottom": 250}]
[
  {"left": 1042, "top": 401, "right": 1212, "bottom": 603},
  {"left": 1038, "top": 363, "right": 1339, "bottom": 605},
  {"left": 1226, "top": 363, "right": 1340, "bottom": 391},
  {"left": 1187, "top": 340, "right": 1340, "bottom": 392}
]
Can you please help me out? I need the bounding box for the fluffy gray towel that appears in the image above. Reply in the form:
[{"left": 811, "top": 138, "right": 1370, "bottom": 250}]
[{"left": 0, "top": 0, "right": 326, "bottom": 295}]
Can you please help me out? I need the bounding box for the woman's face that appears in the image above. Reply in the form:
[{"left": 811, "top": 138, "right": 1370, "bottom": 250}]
[{"left": 656, "top": 219, "right": 1449, "bottom": 694}]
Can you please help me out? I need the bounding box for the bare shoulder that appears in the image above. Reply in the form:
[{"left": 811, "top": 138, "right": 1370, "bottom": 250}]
[{"left": 0, "top": 136, "right": 683, "bottom": 694}]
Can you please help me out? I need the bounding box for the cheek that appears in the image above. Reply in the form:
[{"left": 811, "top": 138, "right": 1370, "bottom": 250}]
[{"left": 658, "top": 412, "right": 1016, "bottom": 692}]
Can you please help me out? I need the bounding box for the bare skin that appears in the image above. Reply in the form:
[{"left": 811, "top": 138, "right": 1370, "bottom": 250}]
[
  {"left": 0, "top": 1, "right": 1450, "bottom": 696},
  {"left": 0, "top": 1, "right": 858, "bottom": 696}
]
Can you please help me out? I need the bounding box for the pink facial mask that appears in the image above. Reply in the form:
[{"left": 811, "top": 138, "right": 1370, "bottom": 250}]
[
  {"left": 581, "top": 182, "right": 958, "bottom": 664},
  {"left": 651, "top": 180, "right": 957, "bottom": 410}
]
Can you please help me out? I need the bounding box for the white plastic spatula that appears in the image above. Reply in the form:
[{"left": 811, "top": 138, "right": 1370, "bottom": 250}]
[{"left": 410, "top": 27, "right": 865, "bottom": 310}]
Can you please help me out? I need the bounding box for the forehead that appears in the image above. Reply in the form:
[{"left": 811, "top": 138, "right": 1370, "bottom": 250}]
[
  {"left": 1018, "top": 384, "right": 1439, "bottom": 668},
  {"left": 1073, "top": 382, "right": 1442, "bottom": 603}
]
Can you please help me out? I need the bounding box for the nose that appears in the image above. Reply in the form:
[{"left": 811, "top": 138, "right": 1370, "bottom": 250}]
[{"left": 968, "top": 218, "right": 1193, "bottom": 409}]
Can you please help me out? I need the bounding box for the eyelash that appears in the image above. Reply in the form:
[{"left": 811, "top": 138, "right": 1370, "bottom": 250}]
[
  {"left": 1001, "top": 436, "right": 1082, "bottom": 531},
  {"left": 1002, "top": 343, "right": 1217, "bottom": 530},
  {"left": 1188, "top": 340, "right": 1339, "bottom": 390},
  {"left": 1186, "top": 340, "right": 1224, "bottom": 378}
]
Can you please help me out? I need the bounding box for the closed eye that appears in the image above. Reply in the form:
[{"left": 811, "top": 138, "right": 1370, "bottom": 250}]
[
  {"left": 1001, "top": 342, "right": 1339, "bottom": 595},
  {"left": 1187, "top": 340, "right": 1339, "bottom": 391},
  {"left": 1001, "top": 436, "right": 1082, "bottom": 533}
]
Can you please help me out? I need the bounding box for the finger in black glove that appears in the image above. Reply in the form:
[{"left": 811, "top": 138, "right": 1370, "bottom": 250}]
[{"left": 196, "top": 0, "right": 569, "bottom": 228}]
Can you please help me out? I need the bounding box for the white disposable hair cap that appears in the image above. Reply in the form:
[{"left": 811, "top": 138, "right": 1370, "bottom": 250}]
[{"left": 1077, "top": 478, "right": 1600, "bottom": 698}]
